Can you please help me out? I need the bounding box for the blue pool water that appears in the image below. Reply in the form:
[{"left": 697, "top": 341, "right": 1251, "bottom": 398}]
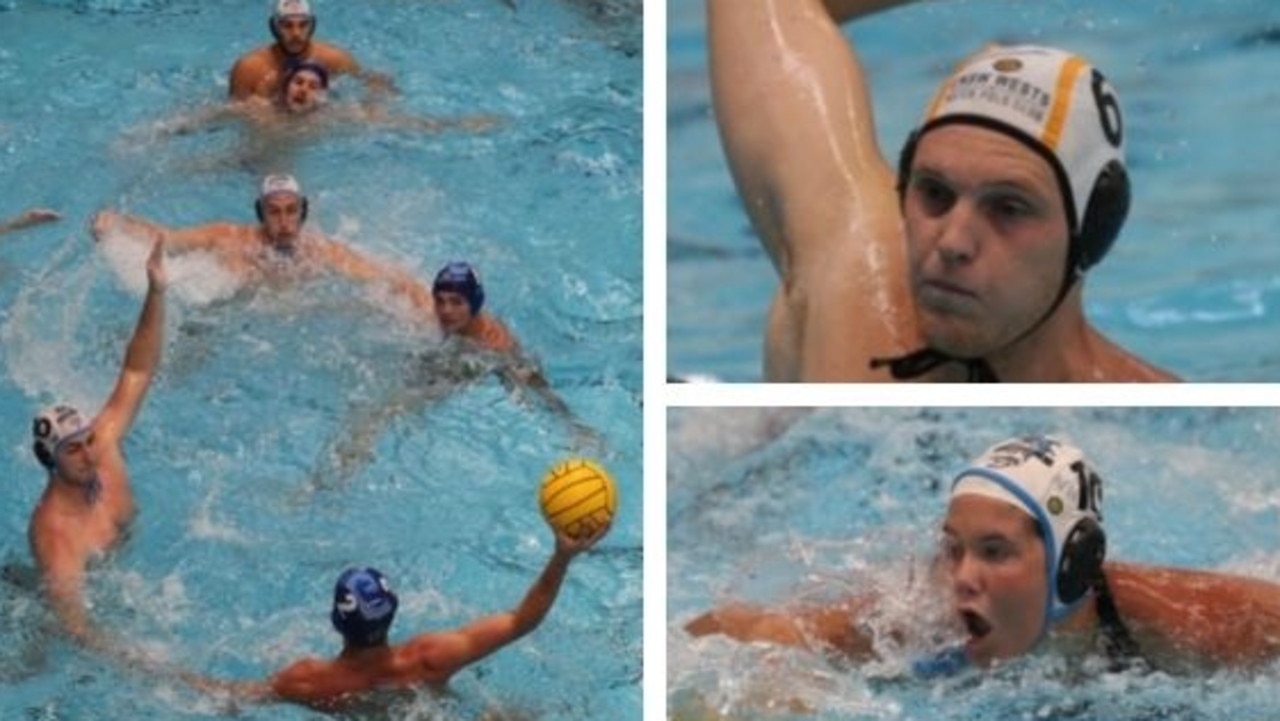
[
  {"left": 0, "top": 1, "right": 640, "bottom": 718},
  {"left": 668, "top": 0, "right": 1280, "bottom": 382},
  {"left": 668, "top": 407, "right": 1280, "bottom": 720}
]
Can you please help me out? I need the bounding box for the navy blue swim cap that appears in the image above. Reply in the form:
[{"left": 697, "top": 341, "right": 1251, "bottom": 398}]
[
  {"left": 282, "top": 60, "right": 330, "bottom": 90},
  {"left": 331, "top": 567, "right": 398, "bottom": 647},
  {"left": 432, "top": 261, "right": 485, "bottom": 315}
]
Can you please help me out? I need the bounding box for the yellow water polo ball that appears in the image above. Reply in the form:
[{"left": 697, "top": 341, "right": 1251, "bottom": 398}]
[{"left": 539, "top": 458, "right": 617, "bottom": 538}]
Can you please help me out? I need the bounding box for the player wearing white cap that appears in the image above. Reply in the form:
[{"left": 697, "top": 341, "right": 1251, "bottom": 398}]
[
  {"left": 28, "top": 239, "right": 167, "bottom": 644},
  {"left": 91, "top": 174, "right": 432, "bottom": 310},
  {"left": 687, "top": 435, "right": 1280, "bottom": 675},
  {"left": 229, "top": 0, "right": 394, "bottom": 101},
  {"left": 707, "top": 0, "right": 1175, "bottom": 381}
]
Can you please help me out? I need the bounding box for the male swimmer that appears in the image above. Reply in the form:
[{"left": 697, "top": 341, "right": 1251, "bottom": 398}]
[
  {"left": 229, "top": 0, "right": 393, "bottom": 101},
  {"left": 183, "top": 523, "right": 607, "bottom": 711},
  {"left": 310, "top": 261, "right": 601, "bottom": 490},
  {"left": 688, "top": 435, "right": 1280, "bottom": 677},
  {"left": 27, "top": 239, "right": 166, "bottom": 645},
  {"left": 708, "top": 0, "right": 1176, "bottom": 381},
  {"left": 91, "top": 173, "right": 434, "bottom": 309}
]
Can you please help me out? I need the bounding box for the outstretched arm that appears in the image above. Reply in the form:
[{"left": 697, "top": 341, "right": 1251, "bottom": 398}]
[
  {"left": 415, "top": 525, "right": 609, "bottom": 676},
  {"left": 498, "top": 359, "right": 603, "bottom": 455},
  {"left": 0, "top": 208, "right": 60, "bottom": 235},
  {"left": 92, "top": 210, "right": 238, "bottom": 253},
  {"left": 686, "top": 596, "right": 879, "bottom": 661},
  {"left": 708, "top": 0, "right": 921, "bottom": 379},
  {"left": 92, "top": 239, "right": 166, "bottom": 446},
  {"left": 314, "top": 239, "right": 435, "bottom": 314}
]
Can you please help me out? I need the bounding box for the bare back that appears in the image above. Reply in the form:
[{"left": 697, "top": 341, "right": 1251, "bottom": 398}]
[{"left": 708, "top": 0, "right": 917, "bottom": 381}]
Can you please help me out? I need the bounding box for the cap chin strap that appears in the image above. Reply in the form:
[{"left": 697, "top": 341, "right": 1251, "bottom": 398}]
[{"left": 870, "top": 243, "right": 1084, "bottom": 383}]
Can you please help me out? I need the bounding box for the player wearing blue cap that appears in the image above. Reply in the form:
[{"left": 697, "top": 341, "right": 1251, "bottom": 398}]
[
  {"left": 229, "top": 0, "right": 394, "bottom": 101},
  {"left": 707, "top": 0, "right": 1175, "bottom": 382},
  {"left": 26, "top": 239, "right": 167, "bottom": 644},
  {"left": 308, "top": 260, "right": 600, "bottom": 490},
  {"left": 183, "top": 524, "right": 607, "bottom": 710},
  {"left": 687, "top": 435, "right": 1280, "bottom": 675}
]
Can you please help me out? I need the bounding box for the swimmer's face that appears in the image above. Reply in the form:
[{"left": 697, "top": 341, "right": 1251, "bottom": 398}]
[
  {"left": 434, "top": 291, "right": 475, "bottom": 334},
  {"left": 274, "top": 15, "right": 314, "bottom": 55},
  {"left": 55, "top": 431, "right": 97, "bottom": 483},
  {"left": 283, "top": 70, "right": 326, "bottom": 114},
  {"left": 903, "top": 125, "right": 1071, "bottom": 360},
  {"left": 260, "top": 192, "right": 304, "bottom": 246},
  {"left": 942, "top": 494, "right": 1047, "bottom": 668}
]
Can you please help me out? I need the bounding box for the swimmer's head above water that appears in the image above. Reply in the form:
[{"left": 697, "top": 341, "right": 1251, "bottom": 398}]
[
  {"left": 331, "top": 567, "right": 399, "bottom": 648},
  {"left": 255, "top": 173, "right": 309, "bottom": 251},
  {"left": 432, "top": 261, "right": 486, "bottom": 334},
  {"left": 32, "top": 404, "right": 93, "bottom": 471},
  {"left": 279, "top": 60, "right": 329, "bottom": 114},
  {"left": 938, "top": 434, "right": 1106, "bottom": 669},
  {"left": 880, "top": 46, "right": 1130, "bottom": 380},
  {"left": 270, "top": 0, "right": 316, "bottom": 57}
]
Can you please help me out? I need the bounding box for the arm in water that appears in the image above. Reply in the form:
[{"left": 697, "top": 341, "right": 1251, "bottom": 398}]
[{"left": 0, "top": 208, "right": 60, "bottom": 236}]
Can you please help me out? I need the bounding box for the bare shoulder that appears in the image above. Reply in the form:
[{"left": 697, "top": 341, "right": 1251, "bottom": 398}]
[
  {"left": 312, "top": 42, "right": 358, "bottom": 72},
  {"left": 230, "top": 46, "right": 278, "bottom": 97},
  {"left": 1091, "top": 338, "right": 1180, "bottom": 382}
]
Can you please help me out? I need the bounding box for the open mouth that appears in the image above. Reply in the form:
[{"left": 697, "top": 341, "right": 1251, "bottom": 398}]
[{"left": 960, "top": 610, "right": 992, "bottom": 640}]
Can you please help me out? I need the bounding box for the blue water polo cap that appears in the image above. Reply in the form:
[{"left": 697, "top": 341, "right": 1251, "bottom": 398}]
[
  {"left": 432, "top": 261, "right": 485, "bottom": 314},
  {"left": 282, "top": 60, "right": 330, "bottom": 90},
  {"left": 331, "top": 567, "right": 398, "bottom": 647}
]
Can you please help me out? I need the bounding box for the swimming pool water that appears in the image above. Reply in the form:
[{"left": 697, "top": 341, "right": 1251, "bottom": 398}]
[
  {"left": 0, "top": 2, "right": 640, "bottom": 719},
  {"left": 668, "top": 0, "right": 1280, "bottom": 381},
  {"left": 668, "top": 407, "right": 1280, "bottom": 720}
]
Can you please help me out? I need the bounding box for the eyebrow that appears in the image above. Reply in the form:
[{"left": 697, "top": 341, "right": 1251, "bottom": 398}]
[
  {"left": 940, "top": 525, "right": 1015, "bottom": 544},
  {"left": 911, "top": 164, "right": 1046, "bottom": 200}
]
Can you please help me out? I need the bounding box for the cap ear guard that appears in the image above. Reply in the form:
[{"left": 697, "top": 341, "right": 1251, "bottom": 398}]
[
  {"left": 33, "top": 442, "right": 55, "bottom": 470},
  {"left": 1056, "top": 515, "right": 1105, "bottom": 604},
  {"left": 1074, "top": 159, "right": 1129, "bottom": 272}
]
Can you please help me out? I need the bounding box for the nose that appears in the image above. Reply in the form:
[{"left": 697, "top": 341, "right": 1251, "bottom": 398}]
[
  {"left": 935, "top": 200, "right": 978, "bottom": 267},
  {"left": 951, "top": 552, "right": 981, "bottom": 600}
]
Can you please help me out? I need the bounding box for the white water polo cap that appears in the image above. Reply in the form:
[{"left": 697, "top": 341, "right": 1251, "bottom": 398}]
[
  {"left": 902, "top": 45, "right": 1130, "bottom": 272},
  {"left": 260, "top": 173, "right": 302, "bottom": 200},
  {"left": 951, "top": 435, "right": 1106, "bottom": 628},
  {"left": 32, "top": 405, "right": 91, "bottom": 469},
  {"left": 274, "top": 0, "right": 312, "bottom": 20}
]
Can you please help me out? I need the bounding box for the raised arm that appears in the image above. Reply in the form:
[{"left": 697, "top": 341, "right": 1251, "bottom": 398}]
[
  {"left": 708, "top": 0, "right": 923, "bottom": 379},
  {"left": 0, "top": 208, "right": 60, "bottom": 235},
  {"left": 92, "top": 239, "right": 166, "bottom": 447},
  {"left": 685, "top": 595, "right": 879, "bottom": 661},
  {"left": 707, "top": 0, "right": 905, "bottom": 274},
  {"left": 411, "top": 526, "right": 607, "bottom": 678}
]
